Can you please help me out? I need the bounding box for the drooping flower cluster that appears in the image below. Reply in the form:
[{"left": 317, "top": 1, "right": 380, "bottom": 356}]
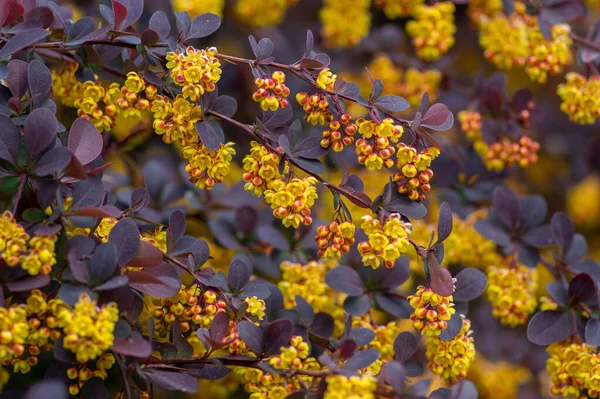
[
  {"left": 408, "top": 285, "right": 456, "bottom": 336},
  {"left": 234, "top": 0, "right": 293, "bottom": 27},
  {"left": 557, "top": 72, "right": 600, "bottom": 125},
  {"left": 374, "top": 0, "right": 425, "bottom": 19},
  {"left": 358, "top": 213, "right": 411, "bottom": 269},
  {"left": 323, "top": 374, "right": 377, "bottom": 399},
  {"left": 297, "top": 69, "right": 338, "bottom": 125},
  {"left": 182, "top": 142, "right": 237, "bottom": 190},
  {"left": 0, "top": 211, "right": 57, "bottom": 276},
  {"left": 546, "top": 339, "right": 600, "bottom": 398},
  {"left": 0, "top": 305, "right": 29, "bottom": 370},
  {"left": 56, "top": 294, "right": 119, "bottom": 363},
  {"left": 320, "top": 114, "right": 358, "bottom": 152},
  {"left": 466, "top": 0, "right": 504, "bottom": 27},
  {"left": 315, "top": 220, "right": 356, "bottom": 259},
  {"left": 242, "top": 141, "right": 287, "bottom": 195},
  {"left": 146, "top": 285, "right": 227, "bottom": 340},
  {"left": 406, "top": 2, "right": 456, "bottom": 62},
  {"left": 166, "top": 46, "right": 221, "bottom": 101},
  {"left": 393, "top": 144, "right": 440, "bottom": 202},
  {"left": 171, "top": 0, "right": 225, "bottom": 18},
  {"left": 115, "top": 72, "right": 156, "bottom": 120},
  {"left": 236, "top": 336, "right": 321, "bottom": 397},
  {"left": 264, "top": 177, "right": 318, "bottom": 228},
  {"left": 475, "top": 136, "right": 540, "bottom": 172},
  {"left": 252, "top": 71, "right": 290, "bottom": 111},
  {"left": 319, "top": 0, "right": 371, "bottom": 48},
  {"left": 486, "top": 264, "right": 538, "bottom": 327},
  {"left": 244, "top": 296, "right": 267, "bottom": 320},
  {"left": 66, "top": 353, "right": 115, "bottom": 396},
  {"left": 425, "top": 316, "right": 475, "bottom": 384},
  {"left": 151, "top": 94, "right": 203, "bottom": 144},
  {"left": 458, "top": 110, "right": 539, "bottom": 172},
  {"left": 478, "top": 2, "right": 572, "bottom": 83},
  {"left": 355, "top": 118, "right": 404, "bottom": 170},
  {"left": 442, "top": 211, "right": 502, "bottom": 270},
  {"left": 567, "top": 175, "right": 600, "bottom": 229}
]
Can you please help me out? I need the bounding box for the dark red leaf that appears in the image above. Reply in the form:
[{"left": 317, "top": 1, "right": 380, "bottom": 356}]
[
  {"left": 68, "top": 117, "right": 103, "bottom": 165},
  {"left": 237, "top": 320, "right": 264, "bottom": 354},
  {"left": 24, "top": 6, "right": 54, "bottom": 29},
  {"left": 111, "top": 0, "right": 127, "bottom": 30},
  {"left": 24, "top": 107, "right": 57, "bottom": 160},
  {"left": 568, "top": 273, "right": 596, "bottom": 305},
  {"left": 6, "top": 274, "right": 50, "bottom": 292},
  {"left": 0, "top": 114, "right": 21, "bottom": 164},
  {"left": 428, "top": 254, "right": 454, "bottom": 297},
  {"left": 128, "top": 241, "right": 163, "bottom": 268},
  {"left": 0, "top": 0, "right": 24, "bottom": 27},
  {"left": 143, "top": 369, "right": 198, "bottom": 393},
  {"left": 108, "top": 218, "right": 141, "bottom": 267},
  {"left": 111, "top": 337, "right": 151, "bottom": 358},
  {"left": 7, "top": 59, "right": 28, "bottom": 99},
  {"left": 394, "top": 332, "right": 418, "bottom": 363},
  {"left": 141, "top": 29, "right": 159, "bottom": 46}
]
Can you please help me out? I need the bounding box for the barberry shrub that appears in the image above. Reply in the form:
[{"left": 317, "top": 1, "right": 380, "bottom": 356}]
[{"left": 0, "top": 0, "right": 599, "bottom": 399}]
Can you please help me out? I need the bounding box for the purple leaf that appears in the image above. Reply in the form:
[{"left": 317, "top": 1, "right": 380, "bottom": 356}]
[
  {"left": 325, "top": 266, "right": 364, "bottom": 296},
  {"left": 374, "top": 293, "right": 412, "bottom": 318},
  {"left": 292, "top": 136, "right": 328, "bottom": 159},
  {"left": 394, "top": 332, "right": 418, "bottom": 363},
  {"left": 338, "top": 338, "right": 357, "bottom": 359},
  {"left": 71, "top": 175, "right": 104, "bottom": 209},
  {"left": 568, "top": 273, "right": 596, "bottom": 305},
  {"left": 94, "top": 275, "right": 128, "bottom": 291},
  {"left": 0, "top": 114, "right": 20, "bottom": 163},
  {"left": 0, "top": 1, "right": 24, "bottom": 27},
  {"left": 6, "top": 274, "right": 50, "bottom": 292},
  {"left": 429, "top": 255, "right": 454, "bottom": 296},
  {"left": 141, "top": 29, "right": 159, "bottom": 46},
  {"left": 149, "top": 10, "right": 170, "bottom": 39},
  {"left": 108, "top": 218, "right": 141, "bottom": 267},
  {"left": 546, "top": 281, "right": 568, "bottom": 306},
  {"left": 90, "top": 242, "right": 118, "bottom": 283},
  {"left": 24, "top": 6, "right": 54, "bottom": 29},
  {"left": 437, "top": 202, "right": 453, "bottom": 242},
  {"left": 311, "top": 312, "right": 334, "bottom": 338},
  {"left": 196, "top": 120, "right": 223, "bottom": 151},
  {"left": 492, "top": 186, "right": 520, "bottom": 229},
  {"left": 228, "top": 259, "right": 251, "bottom": 291},
  {"left": 382, "top": 360, "right": 406, "bottom": 393},
  {"left": 211, "top": 95, "right": 238, "bottom": 117},
  {"left": 130, "top": 187, "right": 150, "bottom": 211},
  {"left": 191, "top": 239, "right": 210, "bottom": 268},
  {"left": 453, "top": 268, "right": 487, "bottom": 302},
  {"left": 349, "top": 327, "right": 375, "bottom": 346},
  {"left": 143, "top": 369, "right": 198, "bottom": 393},
  {"left": 257, "top": 225, "right": 289, "bottom": 251},
  {"left": 551, "top": 211, "right": 575, "bottom": 254},
  {"left": 186, "top": 13, "right": 221, "bottom": 40},
  {"left": 375, "top": 94, "right": 409, "bottom": 113},
  {"left": 210, "top": 311, "right": 229, "bottom": 341},
  {"left": 128, "top": 241, "right": 163, "bottom": 268},
  {"left": 421, "top": 103, "right": 454, "bottom": 131},
  {"left": 474, "top": 219, "right": 511, "bottom": 247},
  {"left": 169, "top": 210, "right": 186, "bottom": 240},
  {"left": 33, "top": 147, "right": 71, "bottom": 176},
  {"left": 24, "top": 107, "right": 57, "bottom": 161},
  {"left": 7, "top": 59, "right": 29, "bottom": 99},
  {"left": 67, "top": 249, "right": 89, "bottom": 284},
  {"left": 65, "top": 24, "right": 111, "bottom": 47},
  {"left": 238, "top": 320, "right": 264, "bottom": 354},
  {"left": 68, "top": 117, "right": 103, "bottom": 165},
  {"left": 0, "top": 28, "right": 49, "bottom": 59},
  {"left": 28, "top": 59, "right": 52, "bottom": 104},
  {"left": 527, "top": 310, "right": 573, "bottom": 345},
  {"left": 128, "top": 263, "right": 181, "bottom": 298},
  {"left": 585, "top": 319, "right": 600, "bottom": 346},
  {"left": 121, "top": 0, "right": 143, "bottom": 29},
  {"left": 342, "top": 348, "right": 380, "bottom": 371},
  {"left": 439, "top": 313, "right": 463, "bottom": 341},
  {"left": 521, "top": 224, "right": 554, "bottom": 248},
  {"left": 24, "top": 379, "right": 68, "bottom": 399},
  {"left": 264, "top": 319, "right": 294, "bottom": 355},
  {"left": 343, "top": 294, "right": 370, "bottom": 316},
  {"left": 377, "top": 257, "right": 410, "bottom": 289},
  {"left": 111, "top": 336, "right": 151, "bottom": 358},
  {"left": 298, "top": 57, "right": 325, "bottom": 69}
]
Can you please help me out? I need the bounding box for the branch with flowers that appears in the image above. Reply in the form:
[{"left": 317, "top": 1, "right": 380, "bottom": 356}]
[{"left": 1, "top": 0, "right": 600, "bottom": 399}]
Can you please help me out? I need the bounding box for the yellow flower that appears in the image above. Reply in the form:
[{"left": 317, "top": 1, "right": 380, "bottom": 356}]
[
  {"left": 245, "top": 296, "right": 266, "bottom": 320},
  {"left": 406, "top": 2, "right": 456, "bottom": 62},
  {"left": 408, "top": 284, "right": 456, "bottom": 336},
  {"left": 319, "top": 0, "right": 371, "bottom": 48},
  {"left": 486, "top": 263, "right": 537, "bottom": 327}
]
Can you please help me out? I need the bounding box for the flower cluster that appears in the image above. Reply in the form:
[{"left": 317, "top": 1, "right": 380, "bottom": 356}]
[
  {"left": 442, "top": 211, "right": 502, "bottom": 270},
  {"left": 166, "top": 46, "right": 221, "bottom": 101},
  {"left": 359, "top": 321, "right": 400, "bottom": 361},
  {"left": 466, "top": 0, "right": 503, "bottom": 26},
  {"left": 0, "top": 305, "right": 29, "bottom": 370},
  {"left": 264, "top": 177, "right": 318, "bottom": 228},
  {"left": 355, "top": 118, "right": 404, "bottom": 170},
  {"left": 182, "top": 142, "right": 237, "bottom": 190},
  {"left": 151, "top": 94, "right": 203, "bottom": 144},
  {"left": 315, "top": 220, "right": 356, "bottom": 259},
  {"left": 0, "top": 211, "right": 57, "bottom": 276},
  {"left": 557, "top": 72, "right": 600, "bottom": 125},
  {"left": 56, "top": 294, "right": 119, "bottom": 363},
  {"left": 252, "top": 71, "right": 290, "bottom": 111},
  {"left": 475, "top": 136, "right": 540, "bottom": 172},
  {"left": 486, "top": 264, "right": 538, "bottom": 327},
  {"left": 323, "top": 374, "right": 377, "bottom": 399},
  {"left": 234, "top": 0, "right": 292, "bottom": 27},
  {"left": 406, "top": 2, "right": 456, "bottom": 62},
  {"left": 171, "top": 0, "right": 224, "bottom": 18},
  {"left": 74, "top": 81, "right": 120, "bottom": 132},
  {"left": 319, "top": 0, "right": 371, "bottom": 48},
  {"left": 242, "top": 141, "right": 287, "bottom": 195},
  {"left": 458, "top": 110, "right": 483, "bottom": 142},
  {"left": 115, "top": 72, "right": 156, "bottom": 120},
  {"left": 66, "top": 353, "right": 115, "bottom": 395},
  {"left": 469, "top": 356, "right": 531, "bottom": 399},
  {"left": 358, "top": 213, "right": 411, "bottom": 269},
  {"left": 408, "top": 285, "right": 456, "bottom": 336},
  {"left": 479, "top": 2, "right": 572, "bottom": 83},
  {"left": 393, "top": 144, "right": 440, "bottom": 202},
  {"left": 425, "top": 316, "right": 475, "bottom": 384},
  {"left": 374, "top": 0, "right": 424, "bottom": 19},
  {"left": 567, "top": 175, "right": 600, "bottom": 229},
  {"left": 320, "top": 114, "right": 358, "bottom": 152},
  {"left": 297, "top": 92, "right": 334, "bottom": 125},
  {"left": 244, "top": 296, "right": 266, "bottom": 320},
  {"left": 546, "top": 339, "right": 600, "bottom": 398},
  {"left": 145, "top": 285, "right": 227, "bottom": 340},
  {"left": 236, "top": 336, "right": 320, "bottom": 397}
]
